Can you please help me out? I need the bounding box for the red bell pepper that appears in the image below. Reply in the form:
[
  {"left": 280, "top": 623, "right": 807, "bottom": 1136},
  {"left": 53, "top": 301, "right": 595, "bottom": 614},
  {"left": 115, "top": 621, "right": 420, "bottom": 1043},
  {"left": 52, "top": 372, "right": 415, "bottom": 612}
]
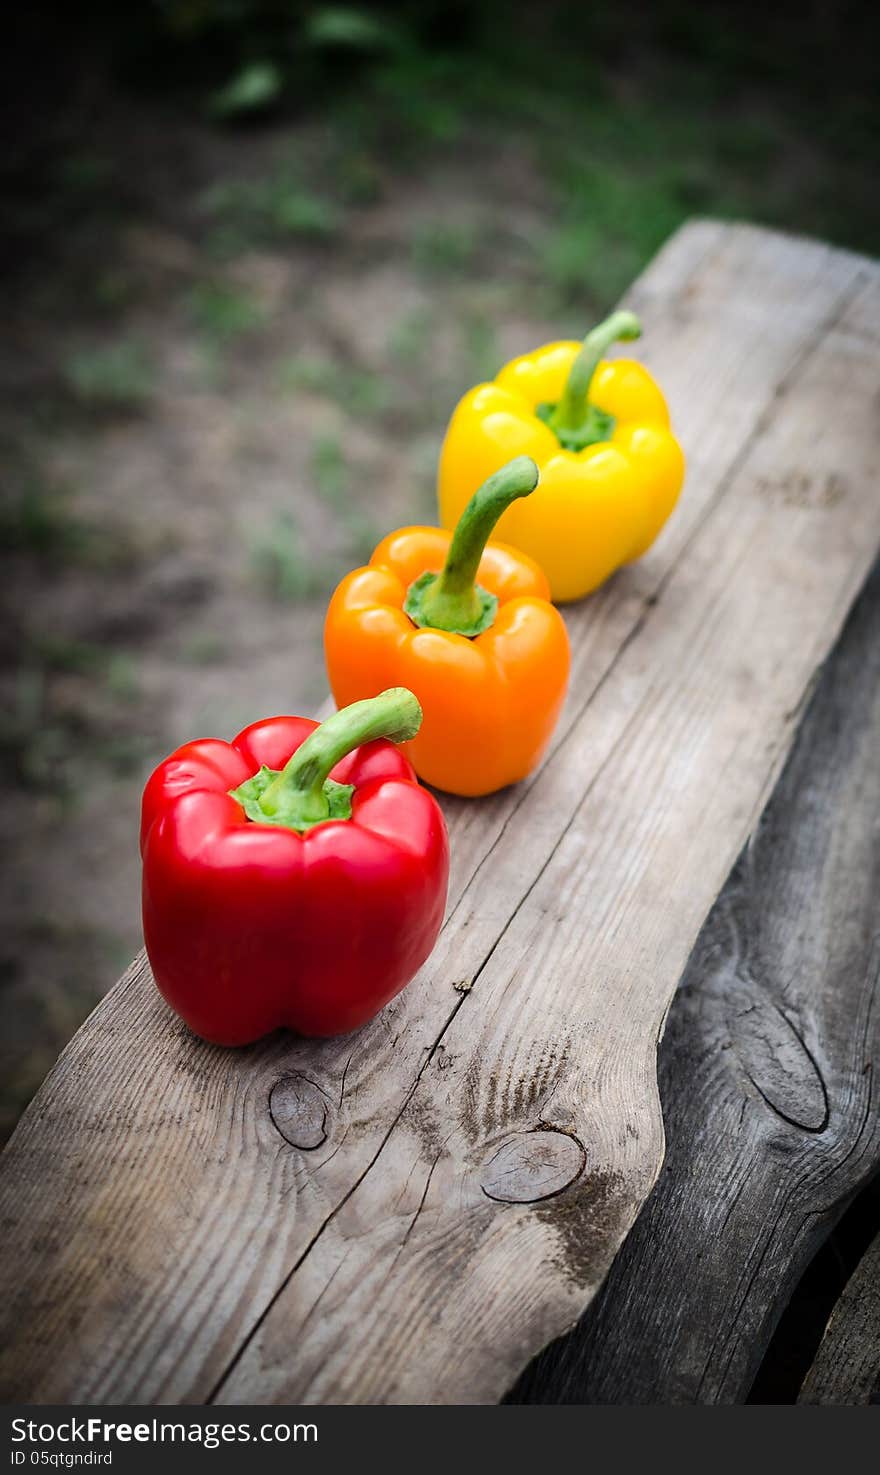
[{"left": 140, "top": 688, "right": 449, "bottom": 1044}]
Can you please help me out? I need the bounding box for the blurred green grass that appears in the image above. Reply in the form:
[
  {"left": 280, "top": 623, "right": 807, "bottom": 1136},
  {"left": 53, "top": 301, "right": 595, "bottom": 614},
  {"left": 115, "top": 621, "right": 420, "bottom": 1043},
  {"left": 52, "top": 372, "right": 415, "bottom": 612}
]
[{"left": 5, "top": 2, "right": 878, "bottom": 312}]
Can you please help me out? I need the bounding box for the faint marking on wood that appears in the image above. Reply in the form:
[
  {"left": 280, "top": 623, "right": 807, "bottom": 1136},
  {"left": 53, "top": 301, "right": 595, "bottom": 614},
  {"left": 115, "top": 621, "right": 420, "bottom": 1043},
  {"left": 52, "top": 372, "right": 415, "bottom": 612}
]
[
  {"left": 0, "top": 223, "right": 878, "bottom": 1406},
  {"left": 537, "top": 1170, "right": 630, "bottom": 1293}
]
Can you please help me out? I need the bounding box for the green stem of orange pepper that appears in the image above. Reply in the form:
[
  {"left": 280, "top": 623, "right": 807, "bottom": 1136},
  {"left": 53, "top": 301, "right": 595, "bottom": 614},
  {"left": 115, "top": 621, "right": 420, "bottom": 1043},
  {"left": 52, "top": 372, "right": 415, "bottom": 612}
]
[{"left": 404, "top": 455, "right": 539, "bottom": 637}]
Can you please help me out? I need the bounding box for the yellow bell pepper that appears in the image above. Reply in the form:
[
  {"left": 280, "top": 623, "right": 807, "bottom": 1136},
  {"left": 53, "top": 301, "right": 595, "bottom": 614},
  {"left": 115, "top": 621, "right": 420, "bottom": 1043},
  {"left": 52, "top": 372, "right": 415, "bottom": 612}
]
[{"left": 438, "top": 311, "right": 685, "bottom": 603}]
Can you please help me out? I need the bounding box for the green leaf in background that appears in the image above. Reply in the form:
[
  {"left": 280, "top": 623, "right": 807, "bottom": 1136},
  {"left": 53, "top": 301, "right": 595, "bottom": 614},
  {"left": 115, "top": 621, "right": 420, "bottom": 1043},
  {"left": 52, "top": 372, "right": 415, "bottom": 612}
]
[
  {"left": 305, "top": 8, "right": 404, "bottom": 53},
  {"left": 209, "top": 61, "right": 283, "bottom": 119}
]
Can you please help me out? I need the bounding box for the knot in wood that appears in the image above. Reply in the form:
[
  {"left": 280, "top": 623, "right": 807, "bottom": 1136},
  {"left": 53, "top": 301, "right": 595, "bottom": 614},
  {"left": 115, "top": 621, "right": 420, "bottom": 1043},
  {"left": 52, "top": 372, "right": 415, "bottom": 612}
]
[
  {"left": 479, "top": 1128, "right": 586, "bottom": 1204},
  {"left": 728, "top": 989, "right": 829, "bottom": 1133},
  {"left": 269, "top": 1073, "right": 331, "bottom": 1150}
]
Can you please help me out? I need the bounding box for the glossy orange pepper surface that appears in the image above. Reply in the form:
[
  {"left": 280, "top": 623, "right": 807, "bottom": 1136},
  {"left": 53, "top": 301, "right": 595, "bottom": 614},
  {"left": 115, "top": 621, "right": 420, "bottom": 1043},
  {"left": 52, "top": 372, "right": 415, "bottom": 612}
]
[{"left": 324, "top": 457, "right": 570, "bottom": 797}]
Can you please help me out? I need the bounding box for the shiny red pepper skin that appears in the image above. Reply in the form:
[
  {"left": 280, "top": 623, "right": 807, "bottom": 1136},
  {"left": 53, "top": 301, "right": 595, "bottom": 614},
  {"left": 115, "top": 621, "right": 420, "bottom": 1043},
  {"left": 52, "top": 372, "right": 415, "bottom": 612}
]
[{"left": 140, "top": 715, "right": 449, "bottom": 1044}]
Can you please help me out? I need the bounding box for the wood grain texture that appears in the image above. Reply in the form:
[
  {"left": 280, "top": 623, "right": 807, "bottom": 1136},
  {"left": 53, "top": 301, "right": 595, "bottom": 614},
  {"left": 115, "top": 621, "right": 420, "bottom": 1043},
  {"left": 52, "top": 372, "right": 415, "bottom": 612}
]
[
  {"left": 1, "top": 222, "right": 878, "bottom": 1406},
  {"left": 799, "top": 1233, "right": 880, "bottom": 1405},
  {"left": 510, "top": 560, "right": 880, "bottom": 1405}
]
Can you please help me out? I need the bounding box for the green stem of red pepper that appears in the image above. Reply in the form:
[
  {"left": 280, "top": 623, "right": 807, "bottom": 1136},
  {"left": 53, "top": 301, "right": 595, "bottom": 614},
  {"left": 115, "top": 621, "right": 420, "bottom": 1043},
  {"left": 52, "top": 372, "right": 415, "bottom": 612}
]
[
  {"left": 230, "top": 688, "right": 422, "bottom": 832},
  {"left": 542, "top": 310, "right": 641, "bottom": 452},
  {"left": 404, "top": 455, "right": 539, "bottom": 638}
]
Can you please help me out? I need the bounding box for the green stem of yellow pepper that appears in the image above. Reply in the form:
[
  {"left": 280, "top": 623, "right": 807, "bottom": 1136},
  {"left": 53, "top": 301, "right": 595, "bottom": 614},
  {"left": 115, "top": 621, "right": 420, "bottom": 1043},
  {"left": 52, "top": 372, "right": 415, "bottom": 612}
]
[
  {"left": 404, "top": 455, "right": 539, "bottom": 637},
  {"left": 544, "top": 310, "right": 641, "bottom": 450}
]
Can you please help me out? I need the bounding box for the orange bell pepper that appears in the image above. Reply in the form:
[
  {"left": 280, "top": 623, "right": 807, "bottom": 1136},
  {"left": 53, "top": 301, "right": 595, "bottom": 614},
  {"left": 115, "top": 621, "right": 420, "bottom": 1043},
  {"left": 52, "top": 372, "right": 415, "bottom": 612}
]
[{"left": 324, "top": 456, "right": 570, "bottom": 797}]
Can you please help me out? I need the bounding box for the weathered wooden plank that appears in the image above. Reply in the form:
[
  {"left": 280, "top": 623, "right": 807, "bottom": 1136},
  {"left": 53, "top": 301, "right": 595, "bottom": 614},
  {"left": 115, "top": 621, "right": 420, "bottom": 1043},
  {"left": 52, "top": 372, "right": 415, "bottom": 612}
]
[
  {"left": 509, "top": 557, "right": 880, "bottom": 1404},
  {"left": 799, "top": 1228, "right": 880, "bottom": 1405},
  {"left": 215, "top": 258, "right": 880, "bottom": 1406},
  {"left": 0, "top": 223, "right": 877, "bottom": 1406}
]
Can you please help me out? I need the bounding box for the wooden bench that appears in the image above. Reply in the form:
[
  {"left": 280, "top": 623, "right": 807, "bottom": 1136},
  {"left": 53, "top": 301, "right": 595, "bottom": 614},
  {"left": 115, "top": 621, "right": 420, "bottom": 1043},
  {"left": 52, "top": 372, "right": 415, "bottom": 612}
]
[
  {"left": 511, "top": 557, "right": 880, "bottom": 1404},
  {"left": 1, "top": 221, "right": 878, "bottom": 1405}
]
